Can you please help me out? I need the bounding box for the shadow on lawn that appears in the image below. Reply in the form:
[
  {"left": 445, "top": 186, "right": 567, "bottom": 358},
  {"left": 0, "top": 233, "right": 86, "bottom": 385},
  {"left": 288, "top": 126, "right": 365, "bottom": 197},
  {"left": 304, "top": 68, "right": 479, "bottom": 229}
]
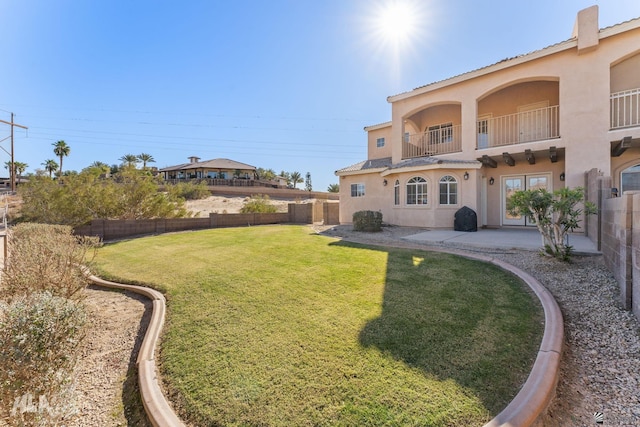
[{"left": 329, "top": 240, "right": 542, "bottom": 415}]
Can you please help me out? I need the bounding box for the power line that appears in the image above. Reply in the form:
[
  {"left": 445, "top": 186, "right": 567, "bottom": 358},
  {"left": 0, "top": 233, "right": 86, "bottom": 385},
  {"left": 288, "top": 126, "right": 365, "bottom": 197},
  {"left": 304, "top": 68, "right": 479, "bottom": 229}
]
[{"left": 0, "top": 113, "right": 28, "bottom": 191}]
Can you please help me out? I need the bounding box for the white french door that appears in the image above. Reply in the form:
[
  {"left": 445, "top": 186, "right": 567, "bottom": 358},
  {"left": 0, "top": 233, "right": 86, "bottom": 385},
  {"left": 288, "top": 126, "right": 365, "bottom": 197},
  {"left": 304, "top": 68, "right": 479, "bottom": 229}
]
[{"left": 502, "top": 173, "right": 552, "bottom": 226}]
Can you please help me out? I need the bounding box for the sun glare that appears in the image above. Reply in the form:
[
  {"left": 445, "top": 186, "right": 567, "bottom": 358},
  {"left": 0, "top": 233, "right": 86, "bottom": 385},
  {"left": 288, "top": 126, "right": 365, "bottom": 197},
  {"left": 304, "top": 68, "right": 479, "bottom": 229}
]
[{"left": 376, "top": 1, "right": 418, "bottom": 45}]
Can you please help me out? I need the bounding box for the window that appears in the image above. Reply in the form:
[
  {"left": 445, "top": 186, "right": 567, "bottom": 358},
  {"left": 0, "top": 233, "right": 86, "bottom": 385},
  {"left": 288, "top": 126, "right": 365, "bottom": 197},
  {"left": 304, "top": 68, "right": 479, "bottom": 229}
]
[
  {"left": 351, "top": 183, "right": 365, "bottom": 197},
  {"left": 621, "top": 164, "right": 640, "bottom": 192},
  {"left": 394, "top": 180, "right": 400, "bottom": 205},
  {"left": 406, "top": 177, "right": 427, "bottom": 205},
  {"left": 403, "top": 132, "right": 410, "bottom": 143},
  {"left": 376, "top": 137, "right": 385, "bottom": 148},
  {"left": 439, "top": 175, "right": 458, "bottom": 205},
  {"left": 427, "top": 123, "right": 453, "bottom": 145}
]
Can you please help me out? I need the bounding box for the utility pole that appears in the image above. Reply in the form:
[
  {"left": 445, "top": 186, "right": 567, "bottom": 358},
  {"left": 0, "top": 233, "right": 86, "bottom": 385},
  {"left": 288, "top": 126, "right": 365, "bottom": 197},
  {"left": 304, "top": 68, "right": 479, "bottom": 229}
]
[{"left": 0, "top": 113, "right": 28, "bottom": 192}]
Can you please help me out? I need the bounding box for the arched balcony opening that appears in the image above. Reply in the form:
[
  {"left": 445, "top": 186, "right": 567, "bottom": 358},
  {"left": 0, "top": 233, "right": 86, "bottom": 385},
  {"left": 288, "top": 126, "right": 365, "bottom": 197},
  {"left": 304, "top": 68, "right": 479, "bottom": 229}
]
[
  {"left": 402, "top": 103, "right": 462, "bottom": 159},
  {"left": 477, "top": 80, "right": 560, "bottom": 149},
  {"left": 611, "top": 52, "right": 640, "bottom": 129}
]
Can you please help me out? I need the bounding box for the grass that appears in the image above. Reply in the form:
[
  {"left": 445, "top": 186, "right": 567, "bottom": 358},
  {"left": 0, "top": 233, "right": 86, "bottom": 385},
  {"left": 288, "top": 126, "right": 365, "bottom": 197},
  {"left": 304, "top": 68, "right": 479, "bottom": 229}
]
[{"left": 93, "top": 225, "right": 543, "bottom": 427}]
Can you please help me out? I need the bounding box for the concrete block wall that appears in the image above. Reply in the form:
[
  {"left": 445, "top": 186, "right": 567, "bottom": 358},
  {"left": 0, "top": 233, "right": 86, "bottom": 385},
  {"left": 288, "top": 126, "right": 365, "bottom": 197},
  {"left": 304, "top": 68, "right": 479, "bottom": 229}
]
[
  {"left": 632, "top": 194, "right": 640, "bottom": 320},
  {"left": 601, "top": 192, "right": 634, "bottom": 310},
  {"left": 75, "top": 202, "right": 339, "bottom": 240}
]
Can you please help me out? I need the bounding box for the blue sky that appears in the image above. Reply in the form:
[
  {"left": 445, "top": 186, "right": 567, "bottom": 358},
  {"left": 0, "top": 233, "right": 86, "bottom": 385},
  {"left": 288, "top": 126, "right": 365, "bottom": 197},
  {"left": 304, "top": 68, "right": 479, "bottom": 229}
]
[{"left": 1, "top": 1, "right": 639, "bottom": 191}]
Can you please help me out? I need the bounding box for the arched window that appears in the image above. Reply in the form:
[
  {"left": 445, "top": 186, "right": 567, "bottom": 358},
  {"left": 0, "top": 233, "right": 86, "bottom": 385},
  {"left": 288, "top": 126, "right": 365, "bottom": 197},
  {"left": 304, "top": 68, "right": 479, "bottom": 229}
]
[
  {"left": 439, "top": 175, "right": 458, "bottom": 205},
  {"left": 394, "top": 180, "right": 400, "bottom": 205},
  {"left": 406, "top": 177, "right": 428, "bottom": 205},
  {"left": 621, "top": 164, "right": 640, "bottom": 192}
]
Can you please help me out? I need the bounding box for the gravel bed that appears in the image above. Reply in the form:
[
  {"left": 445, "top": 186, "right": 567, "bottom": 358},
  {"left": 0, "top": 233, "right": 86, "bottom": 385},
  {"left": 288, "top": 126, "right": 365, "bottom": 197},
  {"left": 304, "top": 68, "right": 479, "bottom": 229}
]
[{"left": 318, "top": 225, "right": 640, "bottom": 427}]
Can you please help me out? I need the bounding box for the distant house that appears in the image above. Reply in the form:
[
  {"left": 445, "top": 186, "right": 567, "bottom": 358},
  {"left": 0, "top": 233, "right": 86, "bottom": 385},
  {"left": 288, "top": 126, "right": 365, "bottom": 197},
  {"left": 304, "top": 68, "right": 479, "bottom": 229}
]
[{"left": 159, "top": 157, "right": 258, "bottom": 181}]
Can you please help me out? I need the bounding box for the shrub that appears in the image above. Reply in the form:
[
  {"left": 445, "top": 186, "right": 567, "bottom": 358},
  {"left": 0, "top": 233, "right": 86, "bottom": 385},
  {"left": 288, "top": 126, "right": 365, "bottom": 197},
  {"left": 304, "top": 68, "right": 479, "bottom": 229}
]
[
  {"left": 240, "top": 195, "right": 278, "bottom": 214},
  {"left": 507, "top": 187, "right": 596, "bottom": 261},
  {"left": 0, "top": 292, "right": 85, "bottom": 423},
  {"left": 353, "top": 210, "right": 383, "bottom": 232},
  {"left": 2, "top": 224, "right": 100, "bottom": 301},
  {"left": 167, "top": 181, "right": 211, "bottom": 201}
]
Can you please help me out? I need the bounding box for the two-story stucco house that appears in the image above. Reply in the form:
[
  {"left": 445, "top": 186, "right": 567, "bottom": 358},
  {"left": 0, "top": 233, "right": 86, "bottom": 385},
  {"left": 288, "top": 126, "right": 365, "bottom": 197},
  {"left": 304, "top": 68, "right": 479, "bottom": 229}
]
[{"left": 336, "top": 6, "right": 640, "bottom": 231}]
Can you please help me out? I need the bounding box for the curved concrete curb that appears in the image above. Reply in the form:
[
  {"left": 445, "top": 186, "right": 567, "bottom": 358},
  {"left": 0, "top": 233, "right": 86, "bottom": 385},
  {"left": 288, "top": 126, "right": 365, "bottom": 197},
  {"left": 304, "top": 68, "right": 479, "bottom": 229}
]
[
  {"left": 87, "top": 242, "right": 563, "bottom": 427},
  {"left": 482, "top": 257, "right": 563, "bottom": 427},
  {"left": 406, "top": 248, "right": 562, "bottom": 427},
  {"left": 342, "top": 239, "right": 564, "bottom": 427},
  {"left": 87, "top": 275, "right": 186, "bottom": 427}
]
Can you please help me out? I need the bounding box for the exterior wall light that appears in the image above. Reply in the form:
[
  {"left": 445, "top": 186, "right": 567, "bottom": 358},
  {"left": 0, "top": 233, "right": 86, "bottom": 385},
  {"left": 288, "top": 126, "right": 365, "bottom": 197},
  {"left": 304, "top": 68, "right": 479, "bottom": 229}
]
[
  {"left": 383, "top": 179, "right": 388, "bottom": 186},
  {"left": 463, "top": 171, "right": 469, "bottom": 180},
  {"left": 560, "top": 172, "right": 565, "bottom": 181},
  {"left": 489, "top": 177, "right": 495, "bottom": 185}
]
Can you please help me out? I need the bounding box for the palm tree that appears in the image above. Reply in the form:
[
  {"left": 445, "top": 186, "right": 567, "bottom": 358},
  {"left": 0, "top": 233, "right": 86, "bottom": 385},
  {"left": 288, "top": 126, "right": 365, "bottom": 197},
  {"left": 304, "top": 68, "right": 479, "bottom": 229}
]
[
  {"left": 137, "top": 153, "right": 155, "bottom": 169},
  {"left": 83, "top": 161, "right": 110, "bottom": 176},
  {"left": 42, "top": 159, "right": 59, "bottom": 178},
  {"left": 14, "top": 162, "right": 27, "bottom": 183},
  {"left": 327, "top": 183, "right": 340, "bottom": 193},
  {"left": 290, "top": 171, "right": 303, "bottom": 189},
  {"left": 4, "top": 161, "right": 27, "bottom": 188},
  {"left": 119, "top": 154, "right": 140, "bottom": 168},
  {"left": 52, "top": 140, "right": 70, "bottom": 177}
]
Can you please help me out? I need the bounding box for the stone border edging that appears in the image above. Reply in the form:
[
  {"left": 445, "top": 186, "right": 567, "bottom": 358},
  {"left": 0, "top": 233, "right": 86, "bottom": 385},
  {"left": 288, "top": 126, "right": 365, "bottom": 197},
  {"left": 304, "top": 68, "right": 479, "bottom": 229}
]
[
  {"left": 405, "top": 247, "right": 562, "bottom": 426},
  {"left": 87, "top": 274, "right": 186, "bottom": 427},
  {"left": 341, "top": 239, "right": 564, "bottom": 427},
  {"left": 86, "top": 242, "right": 563, "bottom": 427}
]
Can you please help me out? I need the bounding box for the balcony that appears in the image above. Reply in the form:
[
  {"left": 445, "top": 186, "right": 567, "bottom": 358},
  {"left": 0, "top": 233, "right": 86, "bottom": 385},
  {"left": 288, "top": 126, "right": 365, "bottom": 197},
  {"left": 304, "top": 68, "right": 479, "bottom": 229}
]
[
  {"left": 477, "top": 105, "right": 560, "bottom": 149},
  {"left": 403, "top": 124, "right": 462, "bottom": 159},
  {"left": 611, "top": 88, "right": 640, "bottom": 129}
]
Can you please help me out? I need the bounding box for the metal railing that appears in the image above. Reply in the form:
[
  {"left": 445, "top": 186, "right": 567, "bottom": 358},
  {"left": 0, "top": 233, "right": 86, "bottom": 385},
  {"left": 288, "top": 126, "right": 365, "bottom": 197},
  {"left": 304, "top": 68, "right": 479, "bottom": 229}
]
[
  {"left": 402, "top": 124, "right": 462, "bottom": 159},
  {"left": 163, "top": 178, "right": 280, "bottom": 188},
  {"left": 477, "top": 105, "right": 560, "bottom": 148},
  {"left": 611, "top": 88, "right": 640, "bottom": 129}
]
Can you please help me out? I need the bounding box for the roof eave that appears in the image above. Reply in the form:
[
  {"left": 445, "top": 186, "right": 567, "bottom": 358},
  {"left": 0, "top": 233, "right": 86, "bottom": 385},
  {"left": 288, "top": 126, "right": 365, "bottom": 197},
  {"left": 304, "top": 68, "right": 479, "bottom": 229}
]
[
  {"left": 335, "top": 167, "right": 388, "bottom": 177},
  {"left": 387, "top": 39, "right": 578, "bottom": 103}
]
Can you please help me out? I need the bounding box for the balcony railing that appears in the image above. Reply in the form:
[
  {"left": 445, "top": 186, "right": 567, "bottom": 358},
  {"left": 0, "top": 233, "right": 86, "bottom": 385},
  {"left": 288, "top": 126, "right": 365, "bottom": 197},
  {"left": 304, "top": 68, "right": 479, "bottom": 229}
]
[
  {"left": 611, "top": 88, "right": 640, "bottom": 129},
  {"left": 477, "top": 105, "right": 560, "bottom": 149},
  {"left": 403, "top": 124, "right": 462, "bottom": 159}
]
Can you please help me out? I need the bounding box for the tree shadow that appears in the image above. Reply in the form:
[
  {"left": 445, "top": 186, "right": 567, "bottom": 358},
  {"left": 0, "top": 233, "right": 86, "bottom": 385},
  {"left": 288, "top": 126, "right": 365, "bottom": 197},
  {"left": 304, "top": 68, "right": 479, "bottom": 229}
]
[
  {"left": 328, "top": 240, "right": 542, "bottom": 415},
  {"left": 120, "top": 290, "right": 153, "bottom": 427}
]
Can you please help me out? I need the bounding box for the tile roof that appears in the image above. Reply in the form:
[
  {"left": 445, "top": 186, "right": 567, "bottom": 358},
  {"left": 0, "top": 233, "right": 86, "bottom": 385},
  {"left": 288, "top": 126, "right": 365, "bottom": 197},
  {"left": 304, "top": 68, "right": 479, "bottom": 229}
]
[
  {"left": 335, "top": 157, "right": 393, "bottom": 174},
  {"left": 388, "top": 157, "right": 480, "bottom": 170},
  {"left": 336, "top": 156, "right": 480, "bottom": 175},
  {"left": 159, "top": 158, "right": 256, "bottom": 172}
]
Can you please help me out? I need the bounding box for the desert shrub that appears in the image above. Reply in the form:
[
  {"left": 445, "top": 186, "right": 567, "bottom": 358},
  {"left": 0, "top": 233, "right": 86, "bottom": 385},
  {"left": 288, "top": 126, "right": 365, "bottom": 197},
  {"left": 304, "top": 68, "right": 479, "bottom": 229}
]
[
  {"left": 0, "top": 292, "right": 85, "bottom": 424},
  {"left": 352, "top": 210, "right": 383, "bottom": 232},
  {"left": 240, "top": 195, "right": 278, "bottom": 214},
  {"left": 167, "top": 181, "right": 211, "bottom": 201},
  {"left": 2, "top": 224, "right": 100, "bottom": 301},
  {"left": 18, "top": 170, "right": 190, "bottom": 226}
]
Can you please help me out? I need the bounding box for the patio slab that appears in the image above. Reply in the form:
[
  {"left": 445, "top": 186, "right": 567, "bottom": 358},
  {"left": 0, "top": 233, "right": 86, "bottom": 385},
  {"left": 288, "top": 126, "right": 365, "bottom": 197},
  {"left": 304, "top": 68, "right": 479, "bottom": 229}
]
[{"left": 403, "top": 228, "right": 600, "bottom": 255}]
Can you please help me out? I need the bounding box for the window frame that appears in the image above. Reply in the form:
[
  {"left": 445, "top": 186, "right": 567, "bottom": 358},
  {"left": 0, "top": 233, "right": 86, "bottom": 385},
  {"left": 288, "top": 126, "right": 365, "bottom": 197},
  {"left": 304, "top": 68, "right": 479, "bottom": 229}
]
[
  {"left": 376, "top": 137, "right": 385, "bottom": 148},
  {"left": 427, "top": 123, "right": 453, "bottom": 145},
  {"left": 439, "top": 175, "right": 458, "bottom": 205},
  {"left": 350, "top": 183, "right": 365, "bottom": 197},
  {"left": 406, "top": 176, "right": 428, "bottom": 205}
]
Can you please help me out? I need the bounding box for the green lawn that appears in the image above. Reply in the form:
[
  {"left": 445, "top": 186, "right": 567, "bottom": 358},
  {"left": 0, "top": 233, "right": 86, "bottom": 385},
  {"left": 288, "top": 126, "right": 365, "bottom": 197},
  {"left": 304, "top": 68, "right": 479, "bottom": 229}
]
[{"left": 93, "top": 225, "right": 543, "bottom": 427}]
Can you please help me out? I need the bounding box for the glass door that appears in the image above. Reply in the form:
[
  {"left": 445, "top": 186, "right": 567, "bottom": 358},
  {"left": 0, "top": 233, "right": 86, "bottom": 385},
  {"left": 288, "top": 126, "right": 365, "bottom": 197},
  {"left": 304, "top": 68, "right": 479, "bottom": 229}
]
[{"left": 502, "top": 173, "right": 552, "bottom": 226}]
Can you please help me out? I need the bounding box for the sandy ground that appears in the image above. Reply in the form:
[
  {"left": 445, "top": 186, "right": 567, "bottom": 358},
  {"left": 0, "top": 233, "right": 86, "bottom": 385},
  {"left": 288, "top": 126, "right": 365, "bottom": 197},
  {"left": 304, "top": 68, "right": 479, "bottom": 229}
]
[{"left": 185, "top": 195, "right": 315, "bottom": 216}]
